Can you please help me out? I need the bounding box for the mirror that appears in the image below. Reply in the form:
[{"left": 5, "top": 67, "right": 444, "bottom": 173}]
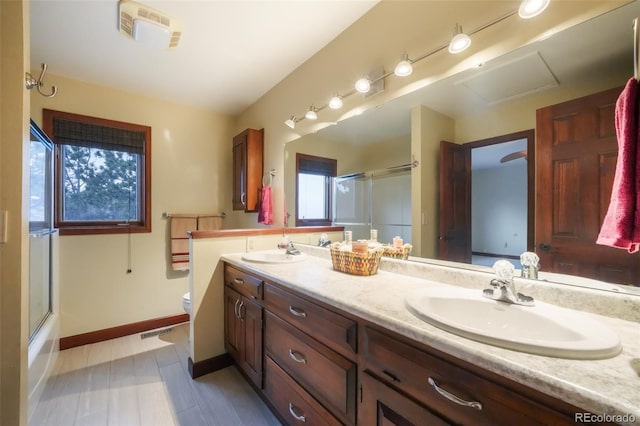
[{"left": 284, "top": 3, "right": 640, "bottom": 295}]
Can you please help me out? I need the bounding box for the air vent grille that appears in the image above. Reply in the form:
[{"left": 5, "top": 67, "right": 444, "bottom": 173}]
[
  {"left": 120, "top": 11, "right": 133, "bottom": 37},
  {"left": 137, "top": 7, "right": 171, "bottom": 27},
  {"left": 118, "top": 0, "right": 181, "bottom": 49}
]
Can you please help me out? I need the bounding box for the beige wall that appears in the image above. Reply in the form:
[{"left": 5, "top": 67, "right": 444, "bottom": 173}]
[
  {"left": 412, "top": 106, "right": 455, "bottom": 258},
  {"left": 30, "top": 75, "right": 235, "bottom": 337},
  {"left": 360, "top": 134, "right": 411, "bottom": 172},
  {"left": 1, "top": 1, "right": 30, "bottom": 424}
]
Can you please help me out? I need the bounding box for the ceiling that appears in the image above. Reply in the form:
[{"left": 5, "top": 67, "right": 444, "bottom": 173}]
[
  {"left": 29, "top": 0, "right": 378, "bottom": 115},
  {"left": 313, "top": 1, "right": 638, "bottom": 168}
]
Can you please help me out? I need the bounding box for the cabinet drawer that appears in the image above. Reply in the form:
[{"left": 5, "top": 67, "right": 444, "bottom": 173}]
[
  {"left": 224, "top": 265, "right": 262, "bottom": 300},
  {"left": 265, "top": 311, "right": 356, "bottom": 425},
  {"left": 264, "top": 356, "right": 341, "bottom": 426},
  {"left": 360, "top": 372, "right": 450, "bottom": 426},
  {"left": 264, "top": 283, "right": 356, "bottom": 357},
  {"left": 362, "top": 326, "right": 575, "bottom": 426}
]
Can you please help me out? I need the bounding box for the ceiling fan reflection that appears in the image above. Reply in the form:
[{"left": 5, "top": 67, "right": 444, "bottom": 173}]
[{"left": 500, "top": 150, "right": 527, "bottom": 163}]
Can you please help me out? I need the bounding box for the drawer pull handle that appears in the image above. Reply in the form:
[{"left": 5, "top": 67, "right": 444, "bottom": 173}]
[
  {"left": 234, "top": 299, "right": 241, "bottom": 319},
  {"left": 238, "top": 301, "right": 244, "bottom": 320},
  {"left": 428, "top": 377, "right": 483, "bottom": 411},
  {"left": 383, "top": 370, "right": 400, "bottom": 382},
  {"left": 233, "top": 278, "right": 244, "bottom": 285},
  {"left": 289, "top": 306, "right": 307, "bottom": 318},
  {"left": 288, "top": 402, "right": 306, "bottom": 422},
  {"left": 289, "top": 349, "right": 307, "bottom": 364}
]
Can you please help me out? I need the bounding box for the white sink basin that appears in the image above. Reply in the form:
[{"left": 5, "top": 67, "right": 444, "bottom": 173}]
[
  {"left": 405, "top": 287, "right": 622, "bottom": 359},
  {"left": 242, "top": 250, "right": 308, "bottom": 264}
]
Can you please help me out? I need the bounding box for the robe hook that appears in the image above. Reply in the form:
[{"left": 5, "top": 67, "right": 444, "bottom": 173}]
[{"left": 25, "top": 63, "right": 58, "bottom": 98}]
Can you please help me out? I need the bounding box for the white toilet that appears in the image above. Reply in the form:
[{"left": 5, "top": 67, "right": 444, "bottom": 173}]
[{"left": 182, "top": 292, "right": 191, "bottom": 316}]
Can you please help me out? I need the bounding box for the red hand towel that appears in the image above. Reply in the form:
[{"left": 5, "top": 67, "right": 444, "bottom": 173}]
[
  {"left": 258, "top": 186, "right": 273, "bottom": 225},
  {"left": 597, "top": 77, "right": 639, "bottom": 252}
]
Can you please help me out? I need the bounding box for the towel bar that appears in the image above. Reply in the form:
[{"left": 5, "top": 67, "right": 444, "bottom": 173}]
[{"left": 163, "top": 212, "right": 226, "bottom": 219}]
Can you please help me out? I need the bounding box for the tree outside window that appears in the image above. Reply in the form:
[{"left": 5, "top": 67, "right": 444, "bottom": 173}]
[{"left": 43, "top": 109, "right": 151, "bottom": 235}]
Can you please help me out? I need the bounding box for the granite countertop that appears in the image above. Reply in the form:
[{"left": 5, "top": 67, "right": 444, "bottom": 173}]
[{"left": 221, "top": 251, "right": 640, "bottom": 425}]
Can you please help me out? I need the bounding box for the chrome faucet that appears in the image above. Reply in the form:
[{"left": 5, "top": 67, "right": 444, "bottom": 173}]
[
  {"left": 520, "top": 251, "right": 540, "bottom": 280},
  {"left": 483, "top": 260, "right": 534, "bottom": 306},
  {"left": 285, "top": 240, "right": 301, "bottom": 255},
  {"left": 277, "top": 236, "right": 301, "bottom": 255}
]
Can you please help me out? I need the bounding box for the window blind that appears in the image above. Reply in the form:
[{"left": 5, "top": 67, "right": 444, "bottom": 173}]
[{"left": 52, "top": 118, "right": 145, "bottom": 154}]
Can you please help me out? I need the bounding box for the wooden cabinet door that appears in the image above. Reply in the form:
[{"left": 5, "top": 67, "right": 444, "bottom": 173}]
[
  {"left": 224, "top": 286, "right": 264, "bottom": 388},
  {"left": 224, "top": 287, "right": 242, "bottom": 361},
  {"left": 536, "top": 86, "right": 640, "bottom": 285},
  {"left": 360, "top": 373, "right": 450, "bottom": 426},
  {"left": 232, "top": 135, "right": 247, "bottom": 210},
  {"left": 239, "top": 297, "right": 263, "bottom": 389},
  {"left": 232, "top": 128, "right": 263, "bottom": 212}
]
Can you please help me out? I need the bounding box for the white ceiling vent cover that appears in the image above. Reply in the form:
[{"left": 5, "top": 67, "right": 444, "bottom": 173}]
[{"left": 118, "top": 0, "right": 182, "bottom": 49}]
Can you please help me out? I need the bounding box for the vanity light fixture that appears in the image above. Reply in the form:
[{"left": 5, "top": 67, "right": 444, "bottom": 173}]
[
  {"left": 284, "top": 4, "right": 550, "bottom": 127},
  {"left": 285, "top": 116, "right": 297, "bottom": 129},
  {"left": 394, "top": 53, "right": 413, "bottom": 77},
  {"left": 518, "top": 0, "right": 550, "bottom": 19},
  {"left": 329, "top": 94, "right": 343, "bottom": 109},
  {"left": 305, "top": 106, "right": 318, "bottom": 120},
  {"left": 355, "top": 77, "right": 372, "bottom": 93},
  {"left": 448, "top": 23, "right": 471, "bottom": 54}
]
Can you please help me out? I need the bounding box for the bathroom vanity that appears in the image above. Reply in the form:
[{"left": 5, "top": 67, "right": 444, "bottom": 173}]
[{"left": 221, "top": 248, "right": 639, "bottom": 425}]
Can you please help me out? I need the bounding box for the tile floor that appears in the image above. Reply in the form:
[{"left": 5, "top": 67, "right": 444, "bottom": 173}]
[{"left": 30, "top": 323, "right": 280, "bottom": 426}]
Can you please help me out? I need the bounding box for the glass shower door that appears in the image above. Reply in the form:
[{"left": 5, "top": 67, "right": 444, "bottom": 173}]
[
  {"left": 333, "top": 166, "right": 413, "bottom": 245},
  {"left": 371, "top": 170, "right": 412, "bottom": 244},
  {"left": 333, "top": 174, "right": 371, "bottom": 240},
  {"left": 29, "top": 119, "right": 54, "bottom": 341}
]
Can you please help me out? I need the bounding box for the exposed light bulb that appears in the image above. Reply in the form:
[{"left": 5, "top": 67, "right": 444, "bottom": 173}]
[
  {"left": 355, "top": 78, "right": 371, "bottom": 93},
  {"left": 305, "top": 107, "right": 317, "bottom": 120},
  {"left": 448, "top": 23, "right": 471, "bottom": 54},
  {"left": 394, "top": 53, "right": 413, "bottom": 77},
  {"left": 285, "top": 116, "right": 296, "bottom": 129},
  {"left": 518, "top": 0, "right": 550, "bottom": 19},
  {"left": 329, "top": 94, "right": 343, "bottom": 109}
]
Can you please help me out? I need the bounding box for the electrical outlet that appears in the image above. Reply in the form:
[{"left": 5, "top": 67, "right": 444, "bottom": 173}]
[{"left": 247, "top": 236, "right": 256, "bottom": 251}]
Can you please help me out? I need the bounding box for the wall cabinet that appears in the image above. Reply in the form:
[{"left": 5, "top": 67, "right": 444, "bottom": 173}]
[
  {"left": 223, "top": 263, "right": 603, "bottom": 425},
  {"left": 232, "top": 128, "right": 263, "bottom": 212}
]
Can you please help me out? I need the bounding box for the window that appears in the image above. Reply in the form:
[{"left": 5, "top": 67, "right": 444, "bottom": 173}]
[
  {"left": 43, "top": 109, "right": 151, "bottom": 235},
  {"left": 295, "top": 153, "right": 336, "bottom": 226}
]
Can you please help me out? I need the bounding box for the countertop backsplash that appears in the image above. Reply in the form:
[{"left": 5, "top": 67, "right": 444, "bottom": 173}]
[{"left": 296, "top": 243, "right": 640, "bottom": 323}]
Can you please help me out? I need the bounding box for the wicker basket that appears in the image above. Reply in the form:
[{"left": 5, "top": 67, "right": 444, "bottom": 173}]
[
  {"left": 330, "top": 243, "right": 383, "bottom": 276},
  {"left": 381, "top": 244, "right": 413, "bottom": 260}
]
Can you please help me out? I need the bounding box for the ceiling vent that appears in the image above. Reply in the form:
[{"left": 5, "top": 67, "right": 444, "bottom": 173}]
[
  {"left": 456, "top": 51, "right": 558, "bottom": 105},
  {"left": 118, "top": 0, "right": 182, "bottom": 49}
]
